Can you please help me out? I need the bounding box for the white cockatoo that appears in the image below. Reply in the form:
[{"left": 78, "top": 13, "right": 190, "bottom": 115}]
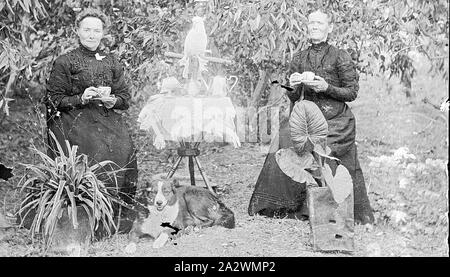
[
  {"left": 184, "top": 16, "right": 208, "bottom": 57},
  {"left": 179, "top": 16, "right": 208, "bottom": 79}
]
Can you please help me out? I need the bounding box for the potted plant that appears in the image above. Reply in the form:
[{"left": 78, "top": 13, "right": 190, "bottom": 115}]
[
  {"left": 275, "top": 100, "right": 355, "bottom": 253},
  {"left": 16, "top": 131, "right": 123, "bottom": 254}
]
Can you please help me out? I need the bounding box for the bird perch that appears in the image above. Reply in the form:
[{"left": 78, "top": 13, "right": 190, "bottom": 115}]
[{"left": 164, "top": 51, "right": 233, "bottom": 65}]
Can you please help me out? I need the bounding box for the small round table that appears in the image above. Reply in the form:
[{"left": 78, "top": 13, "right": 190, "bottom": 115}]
[{"left": 138, "top": 95, "right": 241, "bottom": 193}]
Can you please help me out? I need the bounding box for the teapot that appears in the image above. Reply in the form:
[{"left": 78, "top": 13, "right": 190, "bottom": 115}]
[{"left": 209, "top": 75, "right": 238, "bottom": 97}]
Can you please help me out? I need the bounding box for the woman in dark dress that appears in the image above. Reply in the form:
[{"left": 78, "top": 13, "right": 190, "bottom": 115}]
[
  {"left": 45, "top": 9, "right": 137, "bottom": 233},
  {"left": 248, "top": 10, "right": 374, "bottom": 225}
]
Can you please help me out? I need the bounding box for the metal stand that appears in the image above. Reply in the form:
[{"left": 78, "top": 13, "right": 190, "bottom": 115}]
[{"left": 166, "top": 141, "right": 215, "bottom": 193}]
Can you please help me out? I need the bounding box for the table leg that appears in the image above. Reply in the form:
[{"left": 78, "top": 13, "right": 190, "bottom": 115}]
[
  {"left": 167, "top": 156, "right": 183, "bottom": 179},
  {"left": 188, "top": 156, "right": 195, "bottom": 186},
  {"left": 194, "top": 156, "right": 215, "bottom": 194}
]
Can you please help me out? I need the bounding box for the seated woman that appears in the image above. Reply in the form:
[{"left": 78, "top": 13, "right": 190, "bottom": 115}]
[
  {"left": 248, "top": 9, "right": 374, "bottom": 225},
  {"left": 45, "top": 8, "right": 138, "bottom": 234}
]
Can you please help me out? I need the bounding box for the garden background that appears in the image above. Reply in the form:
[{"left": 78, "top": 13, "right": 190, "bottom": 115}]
[{"left": 0, "top": 0, "right": 448, "bottom": 256}]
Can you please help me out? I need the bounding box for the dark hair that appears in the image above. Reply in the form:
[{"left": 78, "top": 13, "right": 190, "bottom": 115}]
[{"left": 75, "top": 8, "right": 110, "bottom": 29}]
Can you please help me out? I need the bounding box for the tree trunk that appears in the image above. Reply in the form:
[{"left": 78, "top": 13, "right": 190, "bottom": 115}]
[
  {"left": 250, "top": 69, "right": 271, "bottom": 108},
  {"left": 401, "top": 70, "right": 412, "bottom": 98},
  {"left": 0, "top": 70, "right": 17, "bottom": 124}
]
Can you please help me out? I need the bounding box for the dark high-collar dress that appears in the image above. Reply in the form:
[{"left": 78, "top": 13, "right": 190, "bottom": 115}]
[
  {"left": 248, "top": 41, "right": 374, "bottom": 225},
  {"left": 45, "top": 45, "right": 138, "bottom": 233}
]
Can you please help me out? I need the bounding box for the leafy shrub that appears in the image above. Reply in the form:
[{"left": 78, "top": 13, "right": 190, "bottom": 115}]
[
  {"left": 2, "top": 0, "right": 448, "bottom": 113},
  {"left": 397, "top": 158, "right": 448, "bottom": 235},
  {"left": 368, "top": 148, "right": 448, "bottom": 238}
]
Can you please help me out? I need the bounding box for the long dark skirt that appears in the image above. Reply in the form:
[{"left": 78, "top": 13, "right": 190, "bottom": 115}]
[
  {"left": 46, "top": 104, "right": 138, "bottom": 234},
  {"left": 248, "top": 117, "right": 307, "bottom": 218},
  {"left": 248, "top": 117, "right": 374, "bottom": 224}
]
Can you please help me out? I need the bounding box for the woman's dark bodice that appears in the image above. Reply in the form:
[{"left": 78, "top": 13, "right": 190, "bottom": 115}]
[
  {"left": 288, "top": 42, "right": 359, "bottom": 120},
  {"left": 45, "top": 44, "right": 135, "bottom": 167},
  {"left": 46, "top": 45, "right": 130, "bottom": 113}
]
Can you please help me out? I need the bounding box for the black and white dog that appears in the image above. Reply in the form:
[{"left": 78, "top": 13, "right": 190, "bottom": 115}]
[{"left": 125, "top": 176, "right": 235, "bottom": 253}]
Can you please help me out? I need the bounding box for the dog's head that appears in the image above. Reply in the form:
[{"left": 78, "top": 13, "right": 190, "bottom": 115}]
[{"left": 137, "top": 176, "right": 180, "bottom": 212}]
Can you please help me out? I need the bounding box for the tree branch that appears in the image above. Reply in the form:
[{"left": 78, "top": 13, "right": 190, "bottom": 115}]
[
  {"left": 392, "top": 44, "right": 425, "bottom": 58},
  {"left": 4, "top": 69, "right": 17, "bottom": 99}
]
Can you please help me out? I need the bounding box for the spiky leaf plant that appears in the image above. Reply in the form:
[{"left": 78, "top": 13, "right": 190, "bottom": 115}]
[{"left": 16, "top": 131, "right": 123, "bottom": 250}]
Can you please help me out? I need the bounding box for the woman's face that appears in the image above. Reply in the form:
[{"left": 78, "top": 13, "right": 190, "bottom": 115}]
[
  {"left": 77, "top": 16, "right": 104, "bottom": 51},
  {"left": 307, "top": 11, "right": 333, "bottom": 44}
]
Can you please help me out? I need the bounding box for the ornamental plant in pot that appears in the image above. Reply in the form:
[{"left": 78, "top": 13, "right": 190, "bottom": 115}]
[
  {"left": 275, "top": 99, "right": 355, "bottom": 252},
  {"left": 16, "top": 131, "right": 123, "bottom": 255}
]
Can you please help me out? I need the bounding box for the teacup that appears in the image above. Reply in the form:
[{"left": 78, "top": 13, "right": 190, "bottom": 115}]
[
  {"left": 97, "top": 86, "right": 111, "bottom": 97},
  {"left": 302, "top": 71, "right": 315, "bottom": 81}
]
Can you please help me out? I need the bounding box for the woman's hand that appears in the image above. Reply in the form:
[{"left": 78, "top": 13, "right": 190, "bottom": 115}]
[
  {"left": 100, "top": 95, "right": 117, "bottom": 109},
  {"left": 302, "top": 75, "right": 329, "bottom": 92},
  {"left": 289, "top": 72, "right": 303, "bottom": 86},
  {"left": 81, "top": 87, "right": 99, "bottom": 104}
]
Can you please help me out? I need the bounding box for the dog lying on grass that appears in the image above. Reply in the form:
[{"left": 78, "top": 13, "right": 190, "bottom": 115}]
[{"left": 124, "top": 176, "right": 235, "bottom": 253}]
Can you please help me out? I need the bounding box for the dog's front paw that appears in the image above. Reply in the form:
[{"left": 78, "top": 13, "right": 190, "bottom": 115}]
[
  {"left": 124, "top": 242, "right": 137, "bottom": 254},
  {"left": 152, "top": 232, "right": 169, "bottom": 249}
]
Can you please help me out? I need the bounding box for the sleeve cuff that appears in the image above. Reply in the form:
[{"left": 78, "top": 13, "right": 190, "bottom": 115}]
[
  {"left": 62, "top": 94, "right": 83, "bottom": 109},
  {"left": 323, "top": 84, "right": 342, "bottom": 100},
  {"left": 76, "top": 94, "right": 84, "bottom": 106},
  {"left": 286, "top": 86, "right": 302, "bottom": 103},
  {"left": 112, "top": 95, "right": 128, "bottom": 109},
  {"left": 324, "top": 83, "right": 335, "bottom": 96}
]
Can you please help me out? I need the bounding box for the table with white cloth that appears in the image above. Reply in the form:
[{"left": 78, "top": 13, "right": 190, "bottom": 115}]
[{"left": 138, "top": 95, "right": 241, "bottom": 192}]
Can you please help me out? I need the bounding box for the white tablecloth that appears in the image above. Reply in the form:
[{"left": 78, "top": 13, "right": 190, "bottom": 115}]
[{"left": 138, "top": 95, "right": 241, "bottom": 149}]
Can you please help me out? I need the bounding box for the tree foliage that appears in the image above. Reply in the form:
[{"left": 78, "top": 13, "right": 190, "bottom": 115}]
[
  {"left": 0, "top": 0, "right": 48, "bottom": 107},
  {"left": 0, "top": 0, "right": 448, "bottom": 116},
  {"left": 211, "top": 0, "right": 448, "bottom": 101}
]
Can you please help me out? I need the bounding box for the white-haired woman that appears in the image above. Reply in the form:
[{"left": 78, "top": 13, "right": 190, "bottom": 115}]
[{"left": 249, "top": 10, "right": 374, "bottom": 225}]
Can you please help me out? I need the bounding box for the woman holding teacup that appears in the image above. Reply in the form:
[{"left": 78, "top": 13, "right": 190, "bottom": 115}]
[
  {"left": 45, "top": 8, "right": 138, "bottom": 233},
  {"left": 249, "top": 10, "right": 374, "bottom": 225}
]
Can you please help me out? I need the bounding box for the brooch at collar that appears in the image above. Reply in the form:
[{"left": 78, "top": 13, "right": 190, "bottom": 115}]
[{"left": 95, "top": 53, "right": 106, "bottom": 61}]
